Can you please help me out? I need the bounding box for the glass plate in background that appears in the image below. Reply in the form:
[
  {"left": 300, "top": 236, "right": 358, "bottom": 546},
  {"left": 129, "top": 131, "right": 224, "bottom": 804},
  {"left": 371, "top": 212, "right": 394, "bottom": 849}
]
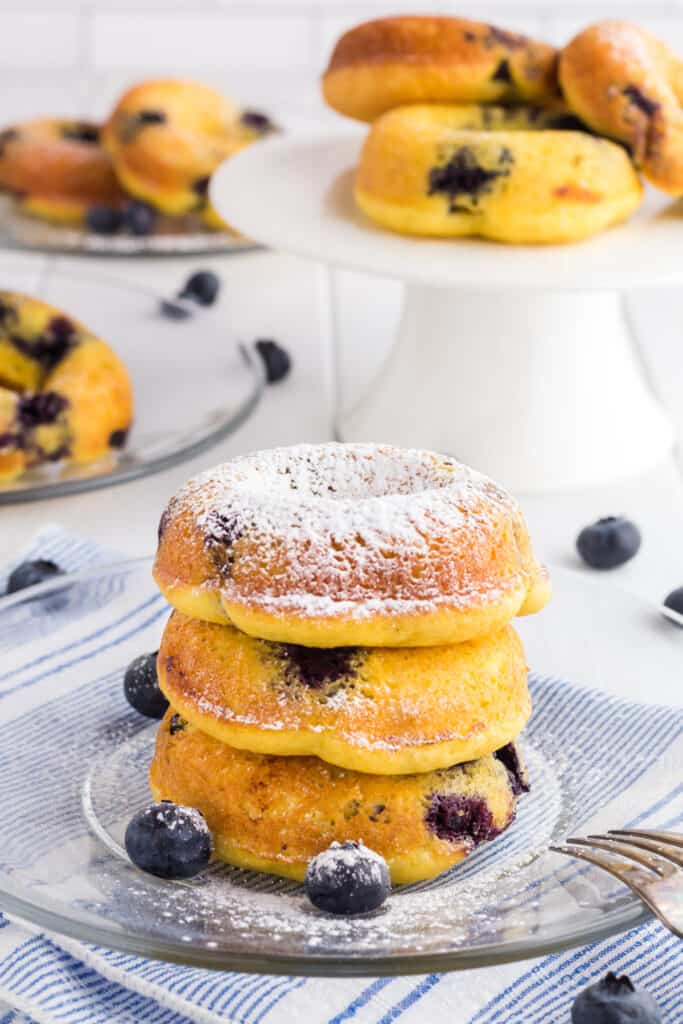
[
  {"left": 0, "top": 263, "right": 265, "bottom": 504},
  {"left": 0, "top": 562, "right": 679, "bottom": 976},
  {"left": 0, "top": 197, "right": 261, "bottom": 257}
]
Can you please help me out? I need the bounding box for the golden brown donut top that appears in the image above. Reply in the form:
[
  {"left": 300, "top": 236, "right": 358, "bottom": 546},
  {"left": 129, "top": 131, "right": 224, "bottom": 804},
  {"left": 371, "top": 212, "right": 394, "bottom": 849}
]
[
  {"left": 560, "top": 20, "right": 683, "bottom": 192},
  {"left": 327, "top": 16, "right": 550, "bottom": 69},
  {"left": 154, "top": 443, "right": 544, "bottom": 620}
]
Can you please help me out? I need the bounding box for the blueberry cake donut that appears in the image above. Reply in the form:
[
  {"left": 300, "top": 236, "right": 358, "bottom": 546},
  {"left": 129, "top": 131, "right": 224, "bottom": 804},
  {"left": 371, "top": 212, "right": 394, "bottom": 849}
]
[
  {"left": 322, "top": 16, "right": 560, "bottom": 123},
  {"left": 101, "top": 79, "right": 275, "bottom": 228},
  {"left": 0, "top": 118, "right": 123, "bottom": 225},
  {"left": 158, "top": 613, "right": 531, "bottom": 774},
  {"left": 0, "top": 292, "right": 132, "bottom": 481},
  {"left": 150, "top": 709, "right": 528, "bottom": 883},
  {"left": 355, "top": 105, "right": 642, "bottom": 243},
  {"left": 560, "top": 20, "right": 683, "bottom": 194},
  {"left": 153, "top": 444, "right": 550, "bottom": 647}
]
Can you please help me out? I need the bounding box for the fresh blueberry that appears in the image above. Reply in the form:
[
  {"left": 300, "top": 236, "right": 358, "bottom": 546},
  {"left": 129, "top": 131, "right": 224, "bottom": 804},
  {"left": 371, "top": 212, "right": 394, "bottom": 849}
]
[
  {"left": 6, "top": 559, "right": 64, "bottom": 595},
  {"left": 159, "top": 298, "right": 193, "bottom": 321},
  {"left": 179, "top": 270, "right": 220, "bottom": 307},
  {"left": 571, "top": 971, "right": 661, "bottom": 1024},
  {"left": 85, "top": 205, "right": 124, "bottom": 235},
  {"left": 576, "top": 516, "right": 641, "bottom": 569},
  {"left": 663, "top": 586, "right": 683, "bottom": 622},
  {"left": 123, "top": 651, "right": 168, "bottom": 719},
  {"left": 125, "top": 802, "right": 212, "bottom": 880},
  {"left": 240, "top": 110, "right": 276, "bottom": 133},
  {"left": 305, "top": 840, "right": 391, "bottom": 915},
  {"left": 254, "top": 339, "right": 291, "bottom": 384},
  {"left": 123, "top": 200, "right": 157, "bottom": 237}
]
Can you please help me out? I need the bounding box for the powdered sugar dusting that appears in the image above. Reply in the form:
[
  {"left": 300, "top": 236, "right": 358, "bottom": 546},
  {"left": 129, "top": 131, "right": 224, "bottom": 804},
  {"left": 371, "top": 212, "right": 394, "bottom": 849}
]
[{"left": 167, "top": 443, "right": 533, "bottom": 617}]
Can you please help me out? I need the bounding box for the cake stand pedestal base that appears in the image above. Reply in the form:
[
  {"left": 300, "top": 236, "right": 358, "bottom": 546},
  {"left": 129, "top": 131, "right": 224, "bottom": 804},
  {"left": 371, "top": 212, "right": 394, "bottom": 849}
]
[{"left": 337, "top": 286, "right": 673, "bottom": 493}]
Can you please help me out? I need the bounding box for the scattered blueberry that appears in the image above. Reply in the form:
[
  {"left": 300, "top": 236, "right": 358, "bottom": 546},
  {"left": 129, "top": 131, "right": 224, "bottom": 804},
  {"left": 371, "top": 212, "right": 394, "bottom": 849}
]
[
  {"left": 125, "top": 802, "right": 212, "bottom": 880},
  {"left": 254, "top": 339, "right": 291, "bottom": 384},
  {"left": 179, "top": 270, "right": 220, "bottom": 307},
  {"left": 6, "top": 559, "right": 64, "bottom": 595},
  {"left": 123, "top": 200, "right": 157, "bottom": 237},
  {"left": 304, "top": 840, "right": 391, "bottom": 915},
  {"left": 240, "top": 110, "right": 276, "bottom": 133},
  {"left": 85, "top": 205, "right": 124, "bottom": 235},
  {"left": 123, "top": 651, "right": 168, "bottom": 719},
  {"left": 159, "top": 298, "right": 193, "bottom": 321},
  {"left": 663, "top": 586, "right": 683, "bottom": 622},
  {"left": 576, "top": 516, "right": 641, "bottom": 570},
  {"left": 571, "top": 971, "right": 661, "bottom": 1024}
]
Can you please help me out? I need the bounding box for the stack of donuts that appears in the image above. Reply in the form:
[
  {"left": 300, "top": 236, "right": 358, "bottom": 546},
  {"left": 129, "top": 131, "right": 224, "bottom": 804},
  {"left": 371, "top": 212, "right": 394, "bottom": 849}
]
[
  {"left": 322, "top": 16, "right": 683, "bottom": 244},
  {"left": 0, "top": 79, "right": 276, "bottom": 233},
  {"left": 150, "top": 442, "right": 550, "bottom": 883}
]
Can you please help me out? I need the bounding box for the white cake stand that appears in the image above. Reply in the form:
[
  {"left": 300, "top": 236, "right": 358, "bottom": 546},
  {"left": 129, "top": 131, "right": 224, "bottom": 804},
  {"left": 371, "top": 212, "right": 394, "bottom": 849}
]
[{"left": 212, "top": 130, "right": 681, "bottom": 492}]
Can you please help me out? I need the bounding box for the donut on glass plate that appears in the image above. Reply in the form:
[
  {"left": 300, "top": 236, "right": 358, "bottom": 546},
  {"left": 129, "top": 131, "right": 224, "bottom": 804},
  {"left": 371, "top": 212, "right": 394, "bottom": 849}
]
[
  {"left": 354, "top": 104, "right": 643, "bottom": 243},
  {"left": 560, "top": 20, "right": 683, "bottom": 194},
  {"left": 0, "top": 118, "right": 124, "bottom": 225},
  {"left": 153, "top": 443, "right": 551, "bottom": 648},
  {"left": 322, "top": 15, "right": 560, "bottom": 122},
  {"left": 0, "top": 291, "right": 133, "bottom": 482},
  {"left": 101, "top": 79, "right": 275, "bottom": 229},
  {"left": 158, "top": 612, "right": 531, "bottom": 775},
  {"left": 150, "top": 708, "right": 528, "bottom": 883}
]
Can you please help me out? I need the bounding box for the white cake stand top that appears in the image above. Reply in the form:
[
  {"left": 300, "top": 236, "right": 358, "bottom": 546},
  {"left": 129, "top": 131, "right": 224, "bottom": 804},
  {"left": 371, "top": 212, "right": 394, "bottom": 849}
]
[{"left": 212, "top": 130, "right": 683, "bottom": 291}]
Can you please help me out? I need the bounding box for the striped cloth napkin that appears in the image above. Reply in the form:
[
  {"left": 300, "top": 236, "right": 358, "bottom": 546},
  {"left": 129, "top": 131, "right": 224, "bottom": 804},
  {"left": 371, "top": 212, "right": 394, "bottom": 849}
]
[{"left": 0, "top": 526, "right": 680, "bottom": 1024}]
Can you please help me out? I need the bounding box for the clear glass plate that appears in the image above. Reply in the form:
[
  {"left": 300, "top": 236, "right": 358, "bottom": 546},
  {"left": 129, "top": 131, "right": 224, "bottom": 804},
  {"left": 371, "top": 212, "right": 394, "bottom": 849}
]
[
  {"left": 0, "top": 197, "right": 261, "bottom": 257},
  {"left": 0, "top": 263, "right": 265, "bottom": 504},
  {"left": 0, "top": 561, "right": 680, "bottom": 975}
]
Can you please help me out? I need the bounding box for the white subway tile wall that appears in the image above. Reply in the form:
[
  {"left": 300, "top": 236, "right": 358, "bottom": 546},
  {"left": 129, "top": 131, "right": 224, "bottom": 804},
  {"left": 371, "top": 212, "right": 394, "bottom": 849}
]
[{"left": 0, "top": 1, "right": 681, "bottom": 124}]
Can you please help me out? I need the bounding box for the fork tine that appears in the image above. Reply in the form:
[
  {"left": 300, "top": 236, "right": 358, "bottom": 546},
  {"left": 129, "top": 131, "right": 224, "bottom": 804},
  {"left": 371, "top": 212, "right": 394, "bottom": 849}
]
[
  {"left": 577, "top": 836, "right": 678, "bottom": 876},
  {"left": 609, "top": 829, "right": 683, "bottom": 849},
  {"left": 550, "top": 843, "right": 632, "bottom": 883},
  {"left": 605, "top": 832, "right": 683, "bottom": 868}
]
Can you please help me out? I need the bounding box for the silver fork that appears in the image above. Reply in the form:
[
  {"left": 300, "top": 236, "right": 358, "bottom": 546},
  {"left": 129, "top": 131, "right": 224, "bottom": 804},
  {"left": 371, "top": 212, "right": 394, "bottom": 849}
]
[{"left": 551, "top": 829, "right": 683, "bottom": 938}]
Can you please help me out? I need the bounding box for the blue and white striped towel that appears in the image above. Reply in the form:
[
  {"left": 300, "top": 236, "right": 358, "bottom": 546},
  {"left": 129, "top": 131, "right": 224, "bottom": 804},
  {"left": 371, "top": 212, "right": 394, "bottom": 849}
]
[{"left": 0, "top": 526, "right": 680, "bottom": 1024}]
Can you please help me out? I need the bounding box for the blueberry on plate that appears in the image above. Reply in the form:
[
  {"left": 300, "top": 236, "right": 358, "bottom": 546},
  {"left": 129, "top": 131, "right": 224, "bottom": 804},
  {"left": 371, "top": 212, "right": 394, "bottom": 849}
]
[
  {"left": 123, "top": 200, "right": 157, "bottom": 237},
  {"left": 125, "top": 802, "right": 212, "bottom": 880},
  {"left": 576, "top": 516, "right": 641, "bottom": 569},
  {"left": 6, "top": 558, "right": 64, "bottom": 595},
  {"left": 254, "top": 338, "right": 291, "bottom": 384},
  {"left": 305, "top": 840, "right": 391, "bottom": 915},
  {"left": 123, "top": 651, "right": 168, "bottom": 719},
  {"left": 571, "top": 971, "right": 661, "bottom": 1024},
  {"left": 85, "top": 204, "right": 124, "bottom": 235},
  {"left": 179, "top": 270, "right": 220, "bottom": 307}
]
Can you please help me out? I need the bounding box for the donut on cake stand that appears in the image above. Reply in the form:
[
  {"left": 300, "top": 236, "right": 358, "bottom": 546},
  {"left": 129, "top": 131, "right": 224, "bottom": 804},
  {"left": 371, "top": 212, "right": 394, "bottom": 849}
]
[{"left": 211, "top": 130, "right": 677, "bottom": 492}]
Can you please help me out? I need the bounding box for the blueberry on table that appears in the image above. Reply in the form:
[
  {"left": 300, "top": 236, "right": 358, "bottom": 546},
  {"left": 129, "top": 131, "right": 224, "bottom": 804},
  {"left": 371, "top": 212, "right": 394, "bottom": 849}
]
[
  {"left": 663, "top": 586, "right": 683, "bottom": 621},
  {"left": 85, "top": 205, "right": 124, "bottom": 235},
  {"left": 576, "top": 516, "right": 641, "bottom": 569},
  {"left": 254, "top": 338, "right": 291, "bottom": 383},
  {"left": 571, "top": 971, "right": 661, "bottom": 1024},
  {"left": 240, "top": 110, "right": 276, "bottom": 133},
  {"left": 305, "top": 840, "right": 391, "bottom": 915},
  {"left": 123, "top": 200, "right": 157, "bottom": 237},
  {"left": 179, "top": 270, "right": 220, "bottom": 306},
  {"left": 123, "top": 651, "right": 168, "bottom": 719},
  {"left": 6, "top": 559, "right": 64, "bottom": 595},
  {"left": 125, "top": 802, "right": 212, "bottom": 880}
]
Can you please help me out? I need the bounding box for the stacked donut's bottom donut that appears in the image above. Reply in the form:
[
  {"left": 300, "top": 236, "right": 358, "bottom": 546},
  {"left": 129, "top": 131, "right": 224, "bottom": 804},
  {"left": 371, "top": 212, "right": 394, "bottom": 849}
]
[
  {"left": 150, "top": 711, "right": 527, "bottom": 883},
  {"left": 355, "top": 105, "right": 643, "bottom": 244}
]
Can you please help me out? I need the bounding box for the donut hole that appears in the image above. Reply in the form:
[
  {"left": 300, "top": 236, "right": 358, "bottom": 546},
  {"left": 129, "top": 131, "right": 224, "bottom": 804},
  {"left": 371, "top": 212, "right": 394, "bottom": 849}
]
[{"left": 263, "top": 446, "right": 459, "bottom": 502}]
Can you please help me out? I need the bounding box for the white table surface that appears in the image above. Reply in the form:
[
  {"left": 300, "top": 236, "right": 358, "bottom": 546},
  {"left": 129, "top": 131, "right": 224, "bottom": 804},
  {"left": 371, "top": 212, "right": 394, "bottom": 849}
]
[{"left": 1, "top": 243, "right": 682, "bottom": 705}]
